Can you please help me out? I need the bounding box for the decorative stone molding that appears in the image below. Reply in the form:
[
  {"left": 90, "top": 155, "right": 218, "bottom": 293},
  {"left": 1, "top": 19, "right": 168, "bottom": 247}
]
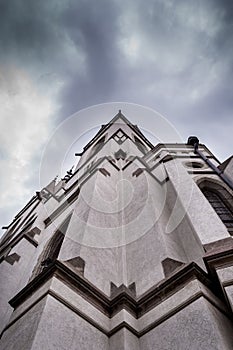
[{"left": 4, "top": 253, "right": 20, "bottom": 265}]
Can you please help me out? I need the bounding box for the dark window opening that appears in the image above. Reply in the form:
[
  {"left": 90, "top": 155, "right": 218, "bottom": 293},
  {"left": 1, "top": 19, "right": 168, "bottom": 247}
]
[
  {"left": 30, "top": 213, "right": 72, "bottom": 279},
  {"left": 113, "top": 130, "right": 128, "bottom": 144},
  {"left": 202, "top": 189, "right": 233, "bottom": 233}
]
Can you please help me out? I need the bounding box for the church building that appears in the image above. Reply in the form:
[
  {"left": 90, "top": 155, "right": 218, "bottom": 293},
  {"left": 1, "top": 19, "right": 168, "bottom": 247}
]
[{"left": 0, "top": 112, "right": 233, "bottom": 349}]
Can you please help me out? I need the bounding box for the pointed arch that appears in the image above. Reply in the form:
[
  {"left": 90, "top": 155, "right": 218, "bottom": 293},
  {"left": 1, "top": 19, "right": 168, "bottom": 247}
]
[
  {"left": 30, "top": 213, "right": 72, "bottom": 279},
  {"left": 197, "top": 179, "right": 233, "bottom": 235}
]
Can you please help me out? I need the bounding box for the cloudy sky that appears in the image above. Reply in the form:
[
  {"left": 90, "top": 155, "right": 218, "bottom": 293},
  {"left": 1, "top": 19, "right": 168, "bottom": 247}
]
[{"left": 0, "top": 0, "right": 233, "bottom": 229}]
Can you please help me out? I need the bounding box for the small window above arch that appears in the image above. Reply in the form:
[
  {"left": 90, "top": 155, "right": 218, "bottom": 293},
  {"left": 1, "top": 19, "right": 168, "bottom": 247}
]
[{"left": 184, "top": 161, "right": 204, "bottom": 169}]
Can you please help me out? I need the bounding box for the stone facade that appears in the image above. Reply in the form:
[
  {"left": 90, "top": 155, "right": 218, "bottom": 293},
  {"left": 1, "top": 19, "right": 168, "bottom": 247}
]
[{"left": 0, "top": 112, "right": 233, "bottom": 349}]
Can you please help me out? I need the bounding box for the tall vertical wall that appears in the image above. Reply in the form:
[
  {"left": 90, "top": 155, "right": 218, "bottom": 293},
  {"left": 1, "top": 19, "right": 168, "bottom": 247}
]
[{"left": 0, "top": 113, "right": 233, "bottom": 349}]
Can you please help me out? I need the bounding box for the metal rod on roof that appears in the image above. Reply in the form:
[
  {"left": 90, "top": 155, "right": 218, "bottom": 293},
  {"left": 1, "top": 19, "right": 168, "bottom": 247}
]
[{"left": 187, "top": 136, "right": 233, "bottom": 191}]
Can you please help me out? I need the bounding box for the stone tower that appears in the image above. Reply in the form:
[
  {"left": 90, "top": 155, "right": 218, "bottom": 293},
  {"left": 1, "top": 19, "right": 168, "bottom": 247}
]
[{"left": 1, "top": 112, "right": 233, "bottom": 349}]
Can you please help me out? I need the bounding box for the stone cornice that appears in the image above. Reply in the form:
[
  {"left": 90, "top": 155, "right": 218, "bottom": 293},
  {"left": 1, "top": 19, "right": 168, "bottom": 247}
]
[
  {"left": 9, "top": 260, "right": 216, "bottom": 319},
  {"left": 4, "top": 257, "right": 232, "bottom": 340},
  {"left": 204, "top": 245, "right": 233, "bottom": 272}
]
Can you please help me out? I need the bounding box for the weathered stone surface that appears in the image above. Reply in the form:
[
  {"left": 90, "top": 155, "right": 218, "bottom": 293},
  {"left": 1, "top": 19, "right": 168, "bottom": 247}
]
[
  {"left": 1, "top": 113, "right": 233, "bottom": 349},
  {"left": 140, "top": 298, "right": 233, "bottom": 350}
]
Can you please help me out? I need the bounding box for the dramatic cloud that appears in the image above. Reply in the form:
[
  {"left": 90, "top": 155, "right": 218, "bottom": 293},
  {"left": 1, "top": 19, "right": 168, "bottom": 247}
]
[
  {"left": 0, "top": 67, "right": 58, "bottom": 225},
  {"left": 0, "top": 0, "right": 233, "bottom": 228}
]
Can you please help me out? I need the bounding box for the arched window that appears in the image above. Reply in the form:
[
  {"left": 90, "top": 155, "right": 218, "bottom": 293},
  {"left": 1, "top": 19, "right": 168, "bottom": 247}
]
[
  {"left": 30, "top": 213, "right": 72, "bottom": 279},
  {"left": 202, "top": 188, "right": 233, "bottom": 234}
]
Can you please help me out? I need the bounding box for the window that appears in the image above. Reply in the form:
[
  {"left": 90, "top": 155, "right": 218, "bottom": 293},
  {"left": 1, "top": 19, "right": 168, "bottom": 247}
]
[
  {"left": 185, "top": 161, "right": 204, "bottom": 169},
  {"left": 30, "top": 213, "right": 72, "bottom": 279},
  {"left": 202, "top": 189, "right": 233, "bottom": 233},
  {"left": 113, "top": 130, "right": 127, "bottom": 144}
]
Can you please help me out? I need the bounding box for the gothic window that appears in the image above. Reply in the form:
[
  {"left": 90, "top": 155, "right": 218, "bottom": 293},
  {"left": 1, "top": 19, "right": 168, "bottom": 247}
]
[
  {"left": 113, "top": 130, "right": 127, "bottom": 144},
  {"left": 30, "top": 213, "right": 72, "bottom": 279},
  {"left": 202, "top": 189, "right": 233, "bottom": 233}
]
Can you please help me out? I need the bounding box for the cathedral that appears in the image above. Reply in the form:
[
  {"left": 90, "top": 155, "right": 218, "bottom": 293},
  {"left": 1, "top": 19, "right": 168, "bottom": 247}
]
[{"left": 0, "top": 112, "right": 233, "bottom": 349}]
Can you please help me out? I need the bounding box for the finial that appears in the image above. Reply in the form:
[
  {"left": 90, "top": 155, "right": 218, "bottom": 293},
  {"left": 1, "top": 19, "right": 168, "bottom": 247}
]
[
  {"left": 119, "top": 109, "right": 121, "bottom": 114},
  {"left": 36, "top": 191, "right": 42, "bottom": 200}
]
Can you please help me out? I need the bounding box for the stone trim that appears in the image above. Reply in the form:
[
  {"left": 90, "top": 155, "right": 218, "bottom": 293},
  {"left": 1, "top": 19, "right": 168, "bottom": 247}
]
[
  {"left": 14, "top": 195, "right": 39, "bottom": 220},
  {"left": 145, "top": 143, "right": 219, "bottom": 163},
  {"left": 3, "top": 254, "right": 232, "bottom": 339},
  {"left": 3, "top": 277, "right": 230, "bottom": 339},
  {"left": 81, "top": 112, "right": 154, "bottom": 154},
  {"left": 44, "top": 154, "right": 169, "bottom": 228},
  {"left": 49, "top": 290, "right": 109, "bottom": 335},
  {"left": 161, "top": 257, "right": 184, "bottom": 277},
  {"left": 44, "top": 188, "right": 79, "bottom": 227},
  {"left": 4, "top": 253, "right": 20, "bottom": 265},
  {"left": 204, "top": 247, "right": 233, "bottom": 269},
  {"left": 222, "top": 279, "right": 233, "bottom": 288},
  {"left": 9, "top": 260, "right": 110, "bottom": 315},
  {"left": 204, "top": 237, "right": 233, "bottom": 254},
  {"left": 187, "top": 170, "right": 215, "bottom": 174},
  {"left": 0, "top": 232, "right": 38, "bottom": 262},
  {"left": 0, "top": 201, "right": 40, "bottom": 248},
  {"left": 0, "top": 292, "right": 48, "bottom": 339},
  {"left": 0, "top": 283, "right": 202, "bottom": 338},
  {"left": 9, "top": 260, "right": 217, "bottom": 320}
]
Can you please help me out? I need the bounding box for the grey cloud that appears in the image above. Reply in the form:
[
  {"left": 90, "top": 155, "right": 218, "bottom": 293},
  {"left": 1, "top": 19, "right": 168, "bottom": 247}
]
[
  {"left": 58, "top": 0, "right": 121, "bottom": 116},
  {"left": 1, "top": 0, "right": 232, "bottom": 121},
  {"left": 0, "top": 1, "right": 61, "bottom": 65},
  {"left": 1, "top": 0, "right": 233, "bottom": 227},
  {"left": 0, "top": 0, "right": 121, "bottom": 116}
]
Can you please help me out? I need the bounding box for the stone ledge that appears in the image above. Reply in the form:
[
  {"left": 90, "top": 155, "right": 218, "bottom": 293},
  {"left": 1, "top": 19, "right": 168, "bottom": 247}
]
[
  {"left": 2, "top": 253, "right": 232, "bottom": 339},
  {"left": 7, "top": 259, "right": 229, "bottom": 326},
  {"left": 3, "top": 277, "right": 229, "bottom": 339},
  {"left": 204, "top": 245, "right": 233, "bottom": 273},
  {"left": 9, "top": 260, "right": 216, "bottom": 316}
]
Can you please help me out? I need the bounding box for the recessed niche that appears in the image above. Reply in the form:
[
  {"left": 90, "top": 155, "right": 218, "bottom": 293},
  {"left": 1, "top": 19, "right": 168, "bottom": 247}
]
[{"left": 184, "top": 161, "right": 204, "bottom": 169}]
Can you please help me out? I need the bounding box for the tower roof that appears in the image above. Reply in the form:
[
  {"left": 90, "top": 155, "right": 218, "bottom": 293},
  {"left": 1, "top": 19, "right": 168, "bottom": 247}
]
[{"left": 82, "top": 110, "right": 154, "bottom": 154}]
